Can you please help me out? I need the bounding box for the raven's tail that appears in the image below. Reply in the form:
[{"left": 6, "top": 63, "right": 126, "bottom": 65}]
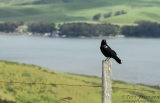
[{"left": 113, "top": 56, "right": 122, "bottom": 64}]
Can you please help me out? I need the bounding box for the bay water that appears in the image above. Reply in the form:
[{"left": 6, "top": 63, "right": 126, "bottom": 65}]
[{"left": 0, "top": 34, "right": 160, "bottom": 85}]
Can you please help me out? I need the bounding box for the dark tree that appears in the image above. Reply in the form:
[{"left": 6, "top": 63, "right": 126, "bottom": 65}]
[
  {"left": 59, "top": 22, "right": 119, "bottom": 37},
  {"left": 27, "top": 22, "right": 56, "bottom": 34},
  {"left": 121, "top": 21, "right": 160, "bottom": 37},
  {"left": 121, "top": 10, "right": 127, "bottom": 14},
  {"left": 104, "top": 12, "right": 112, "bottom": 18},
  {"left": 114, "top": 10, "right": 127, "bottom": 16},
  {"left": 92, "top": 13, "right": 101, "bottom": 21},
  {"left": 114, "top": 11, "right": 121, "bottom": 16},
  {"left": 0, "top": 21, "right": 24, "bottom": 32}
]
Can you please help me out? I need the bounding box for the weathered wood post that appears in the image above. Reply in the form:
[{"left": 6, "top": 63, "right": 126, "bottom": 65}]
[{"left": 102, "top": 60, "right": 112, "bottom": 103}]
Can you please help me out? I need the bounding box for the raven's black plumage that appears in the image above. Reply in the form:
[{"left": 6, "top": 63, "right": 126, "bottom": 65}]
[{"left": 100, "top": 39, "right": 122, "bottom": 64}]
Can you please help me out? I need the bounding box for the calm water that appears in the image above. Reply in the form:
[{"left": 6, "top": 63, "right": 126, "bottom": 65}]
[{"left": 0, "top": 34, "right": 160, "bottom": 85}]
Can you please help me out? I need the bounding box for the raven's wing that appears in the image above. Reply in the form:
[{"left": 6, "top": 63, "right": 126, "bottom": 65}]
[
  {"left": 107, "top": 45, "right": 117, "bottom": 55},
  {"left": 112, "top": 50, "right": 117, "bottom": 55},
  {"left": 103, "top": 46, "right": 117, "bottom": 56}
]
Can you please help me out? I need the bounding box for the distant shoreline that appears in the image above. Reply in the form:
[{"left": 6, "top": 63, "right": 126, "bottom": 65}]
[{"left": 0, "top": 32, "right": 126, "bottom": 39}]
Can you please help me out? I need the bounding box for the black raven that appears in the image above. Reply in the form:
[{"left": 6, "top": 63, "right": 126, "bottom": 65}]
[{"left": 100, "top": 39, "right": 122, "bottom": 64}]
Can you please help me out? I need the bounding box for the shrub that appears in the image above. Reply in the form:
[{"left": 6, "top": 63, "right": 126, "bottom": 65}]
[
  {"left": 104, "top": 12, "right": 112, "bottom": 18},
  {"left": 114, "top": 10, "right": 127, "bottom": 16},
  {"left": 92, "top": 13, "right": 101, "bottom": 21},
  {"left": 114, "top": 11, "right": 121, "bottom": 16}
]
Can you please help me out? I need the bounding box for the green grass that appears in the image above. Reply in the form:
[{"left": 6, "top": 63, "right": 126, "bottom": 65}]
[
  {"left": 0, "top": 0, "right": 160, "bottom": 25},
  {"left": 0, "top": 60, "right": 160, "bottom": 103}
]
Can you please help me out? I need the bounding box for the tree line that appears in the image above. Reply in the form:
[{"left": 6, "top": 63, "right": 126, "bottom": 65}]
[
  {"left": 1, "top": 21, "right": 160, "bottom": 37},
  {"left": 121, "top": 20, "right": 160, "bottom": 37},
  {"left": 59, "top": 23, "right": 119, "bottom": 37},
  {"left": 27, "top": 22, "right": 56, "bottom": 33},
  {"left": 0, "top": 21, "right": 24, "bottom": 32}
]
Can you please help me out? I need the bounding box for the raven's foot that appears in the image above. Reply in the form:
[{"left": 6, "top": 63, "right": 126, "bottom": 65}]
[
  {"left": 105, "top": 57, "right": 110, "bottom": 61},
  {"left": 105, "top": 59, "right": 108, "bottom": 61}
]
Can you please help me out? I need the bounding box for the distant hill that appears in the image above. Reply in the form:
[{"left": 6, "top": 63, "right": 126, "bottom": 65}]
[
  {"left": 0, "top": 0, "right": 94, "bottom": 5},
  {"left": 0, "top": 0, "right": 160, "bottom": 25}
]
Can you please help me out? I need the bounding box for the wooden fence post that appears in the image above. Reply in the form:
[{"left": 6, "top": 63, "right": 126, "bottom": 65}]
[{"left": 102, "top": 60, "right": 112, "bottom": 103}]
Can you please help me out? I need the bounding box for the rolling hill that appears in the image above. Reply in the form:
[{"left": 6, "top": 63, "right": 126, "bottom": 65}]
[
  {"left": 0, "top": 60, "right": 160, "bottom": 103},
  {"left": 0, "top": 0, "right": 160, "bottom": 25}
]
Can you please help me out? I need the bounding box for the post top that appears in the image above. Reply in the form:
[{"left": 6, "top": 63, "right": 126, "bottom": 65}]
[
  {"left": 102, "top": 60, "right": 111, "bottom": 62},
  {"left": 102, "top": 60, "right": 112, "bottom": 67}
]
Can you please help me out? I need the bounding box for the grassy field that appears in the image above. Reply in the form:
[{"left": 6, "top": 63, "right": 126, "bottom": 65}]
[
  {"left": 0, "top": 60, "right": 160, "bottom": 103},
  {"left": 0, "top": 0, "right": 160, "bottom": 25}
]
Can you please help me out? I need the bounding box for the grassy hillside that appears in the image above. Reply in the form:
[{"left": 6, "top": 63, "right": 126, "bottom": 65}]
[
  {"left": 0, "top": 60, "right": 160, "bottom": 103},
  {"left": 0, "top": 0, "right": 93, "bottom": 5},
  {"left": 0, "top": 0, "right": 160, "bottom": 25}
]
